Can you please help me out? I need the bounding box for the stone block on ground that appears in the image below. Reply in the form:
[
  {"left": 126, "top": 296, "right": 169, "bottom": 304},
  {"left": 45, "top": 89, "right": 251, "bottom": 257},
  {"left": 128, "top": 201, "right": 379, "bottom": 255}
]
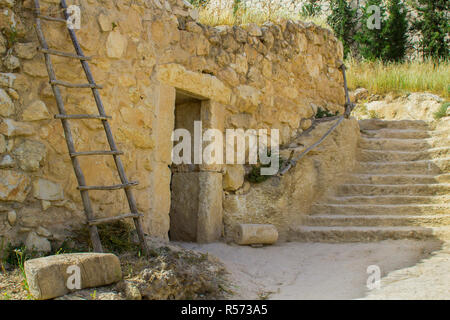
[
  {"left": 234, "top": 224, "right": 279, "bottom": 245},
  {"left": 24, "top": 253, "right": 122, "bottom": 300}
]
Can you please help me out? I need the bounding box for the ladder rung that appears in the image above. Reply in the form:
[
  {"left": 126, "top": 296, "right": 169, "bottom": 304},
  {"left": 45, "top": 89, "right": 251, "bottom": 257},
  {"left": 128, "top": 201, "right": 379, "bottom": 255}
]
[
  {"left": 55, "top": 114, "right": 111, "bottom": 120},
  {"left": 88, "top": 213, "right": 144, "bottom": 226},
  {"left": 39, "top": 48, "right": 92, "bottom": 61},
  {"left": 77, "top": 181, "right": 139, "bottom": 191},
  {"left": 50, "top": 80, "right": 103, "bottom": 89},
  {"left": 70, "top": 151, "right": 124, "bottom": 157},
  {"left": 38, "top": 15, "right": 67, "bottom": 23}
]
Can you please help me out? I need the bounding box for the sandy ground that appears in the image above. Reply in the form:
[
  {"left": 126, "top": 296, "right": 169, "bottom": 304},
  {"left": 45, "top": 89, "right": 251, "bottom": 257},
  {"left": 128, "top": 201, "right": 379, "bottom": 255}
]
[{"left": 179, "top": 240, "right": 448, "bottom": 300}]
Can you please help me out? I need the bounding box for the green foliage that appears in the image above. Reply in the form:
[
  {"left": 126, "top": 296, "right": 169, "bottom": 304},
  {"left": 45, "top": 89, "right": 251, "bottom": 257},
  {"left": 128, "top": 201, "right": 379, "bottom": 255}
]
[
  {"left": 383, "top": 0, "right": 409, "bottom": 62},
  {"left": 434, "top": 102, "right": 449, "bottom": 119},
  {"left": 301, "top": 0, "right": 322, "bottom": 17},
  {"left": 4, "top": 28, "right": 18, "bottom": 49},
  {"left": 327, "top": 0, "right": 357, "bottom": 58},
  {"left": 413, "top": 0, "right": 449, "bottom": 60},
  {"left": 188, "top": 0, "right": 210, "bottom": 8},
  {"left": 355, "top": 0, "right": 388, "bottom": 61},
  {"left": 315, "top": 107, "right": 339, "bottom": 119}
]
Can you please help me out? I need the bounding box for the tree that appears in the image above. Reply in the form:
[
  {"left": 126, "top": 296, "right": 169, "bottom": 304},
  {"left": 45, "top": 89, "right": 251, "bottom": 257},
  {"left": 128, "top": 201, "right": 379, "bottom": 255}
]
[
  {"left": 413, "top": 0, "right": 449, "bottom": 60},
  {"left": 327, "top": 0, "right": 357, "bottom": 58},
  {"left": 383, "top": 0, "right": 409, "bottom": 62},
  {"left": 355, "top": 0, "right": 387, "bottom": 60}
]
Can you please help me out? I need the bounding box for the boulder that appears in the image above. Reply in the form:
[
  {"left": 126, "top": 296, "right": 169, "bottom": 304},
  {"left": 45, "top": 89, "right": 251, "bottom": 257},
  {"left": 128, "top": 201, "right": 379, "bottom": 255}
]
[{"left": 24, "top": 253, "right": 122, "bottom": 300}]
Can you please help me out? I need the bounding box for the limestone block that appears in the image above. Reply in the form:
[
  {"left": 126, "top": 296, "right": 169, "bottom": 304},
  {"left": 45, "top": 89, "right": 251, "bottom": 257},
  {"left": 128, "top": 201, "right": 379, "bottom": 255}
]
[
  {"left": 13, "top": 139, "right": 47, "bottom": 171},
  {"left": 25, "top": 231, "right": 51, "bottom": 253},
  {"left": 3, "top": 53, "right": 20, "bottom": 71},
  {"left": 0, "top": 134, "right": 6, "bottom": 153},
  {"left": 33, "top": 178, "right": 64, "bottom": 201},
  {"left": 106, "top": 30, "right": 127, "bottom": 59},
  {"left": 22, "top": 100, "right": 51, "bottom": 121},
  {"left": 0, "top": 170, "right": 30, "bottom": 202},
  {"left": 157, "top": 63, "right": 231, "bottom": 105},
  {"left": 0, "top": 73, "right": 16, "bottom": 87},
  {"left": 98, "top": 13, "right": 113, "bottom": 32},
  {"left": 0, "top": 154, "right": 14, "bottom": 168},
  {"left": 0, "top": 88, "right": 14, "bottom": 117},
  {"left": 13, "top": 42, "right": 38, "bottom": 59},
  {"left": 7, "top": 209, "right": 16, "bottom": 225},
  {"left": 24, "top": 253, "right": 122, "bottom": 300},
  {"left": 223, "top": 165, "right": 245, "bottom": 191},
  {"left": 0, "top": 119, "right": 34, "bottom": 136},
  {"left": 234, "top": 224, "right": 278, "bottom": 245}
]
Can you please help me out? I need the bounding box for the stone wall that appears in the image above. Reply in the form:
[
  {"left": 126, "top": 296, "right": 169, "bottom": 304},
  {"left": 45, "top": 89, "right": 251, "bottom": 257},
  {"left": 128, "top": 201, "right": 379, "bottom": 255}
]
[
  {"left": 0, "top": 0, "right": 346, "bottom": 248},
  {"left": 223, "top": 118, "right": 360, "bottom": 241}
]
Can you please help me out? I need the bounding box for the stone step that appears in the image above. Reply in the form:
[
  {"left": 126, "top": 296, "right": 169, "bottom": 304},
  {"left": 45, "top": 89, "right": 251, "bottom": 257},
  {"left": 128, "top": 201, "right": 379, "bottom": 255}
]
[
  {"left": 326, "top": 195, "right": 449, "bottom": 205},
  {"left": 337, "top": 183, "right": 450, "bottom": 196},
  {"left": 349, "top": 173, "right": 450, "bottom": 185},
  {"left": 357, "top": 147, "right": 450, "bottom": 162},
  {"left": 361, "top": 129, "right": 431, "bottom": 139},
  {"left": 358, "top": 137, "right": 440, "bottom": 151},
  {"left": 311, "top": 203, "right": 450, "bottom": 215},
  {"left": 303, "top": 214, "right": 450, "bottom": 227},
  {"left": 289, "top": 226, "right": 450, "bottom": 242},
  {"left": 357, "top": 159, "right": 450, "bottom": 175},
  {"left": 359, "top": 119, "right": 430, "bottom": 131}
]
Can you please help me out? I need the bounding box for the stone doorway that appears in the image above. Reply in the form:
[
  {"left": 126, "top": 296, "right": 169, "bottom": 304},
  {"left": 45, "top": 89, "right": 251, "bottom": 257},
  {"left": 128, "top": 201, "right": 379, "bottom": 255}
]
[{"left": 169, "top": 90, "right": 223, "bottom": 243}]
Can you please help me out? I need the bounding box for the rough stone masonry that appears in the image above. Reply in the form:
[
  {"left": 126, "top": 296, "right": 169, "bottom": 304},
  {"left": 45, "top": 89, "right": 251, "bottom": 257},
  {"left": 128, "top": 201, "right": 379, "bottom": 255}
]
[{"left": 0, "top": 0, "right": 354, "bottom": 249}]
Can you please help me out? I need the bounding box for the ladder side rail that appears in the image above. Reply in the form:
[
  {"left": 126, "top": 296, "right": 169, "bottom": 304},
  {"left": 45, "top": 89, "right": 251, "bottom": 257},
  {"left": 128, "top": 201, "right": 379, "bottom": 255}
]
[
  {"left": 60, "top": 0, "right": 149, "bottom": 255},
  {"left": 33, "top": 0, "right": 103, "bottom": 253}
]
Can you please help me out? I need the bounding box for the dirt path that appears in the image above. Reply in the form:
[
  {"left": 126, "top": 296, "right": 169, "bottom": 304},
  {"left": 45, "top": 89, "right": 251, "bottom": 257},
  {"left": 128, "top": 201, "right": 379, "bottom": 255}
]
[{"left": 179, "top": 240, "right": 446, "bottom": 300}]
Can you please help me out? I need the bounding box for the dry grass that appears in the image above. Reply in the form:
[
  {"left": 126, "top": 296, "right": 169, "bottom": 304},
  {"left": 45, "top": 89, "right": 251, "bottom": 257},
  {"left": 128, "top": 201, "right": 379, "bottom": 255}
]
[
  {"left": 197, "top": 3, "right": 330, "bottom": 29},
  {"left": 346, "top": 59, "right": 450, "bottom": 99}
]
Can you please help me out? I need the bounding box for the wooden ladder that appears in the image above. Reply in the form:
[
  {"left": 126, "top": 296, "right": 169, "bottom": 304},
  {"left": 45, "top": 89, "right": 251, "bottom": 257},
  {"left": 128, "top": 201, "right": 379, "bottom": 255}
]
[{"left": 33, "top": 0, "right": 150, "bottom": 255}]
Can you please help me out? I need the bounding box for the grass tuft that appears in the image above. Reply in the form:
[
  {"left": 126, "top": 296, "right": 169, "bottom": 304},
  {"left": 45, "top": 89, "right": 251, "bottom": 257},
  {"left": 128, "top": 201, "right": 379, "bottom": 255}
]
[
  {"left": 434, "top": 102, "right": 449, "bottom": 120},
  {"left": 346, "top": 58, "right": 450, "bottom": 99}
]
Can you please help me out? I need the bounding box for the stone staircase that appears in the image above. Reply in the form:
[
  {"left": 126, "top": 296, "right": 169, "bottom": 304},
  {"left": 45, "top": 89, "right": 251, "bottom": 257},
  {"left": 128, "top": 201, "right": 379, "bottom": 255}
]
[{"left": 291, "top": 118, "right": 450, "bottom": 242}]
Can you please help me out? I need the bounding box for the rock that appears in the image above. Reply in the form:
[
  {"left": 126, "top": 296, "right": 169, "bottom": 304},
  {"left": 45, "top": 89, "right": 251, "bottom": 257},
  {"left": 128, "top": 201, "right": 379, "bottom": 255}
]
[
  {"left": 7, "top": 209, "right": 16, "bottom": 226},
  {"left": 0, "top": 34, "right": 6, "bottom": 55},
  {"left": 0, "top": 88, "right": 14, "bottom": 117},
  {"left": 25, "top": 231, "right": 51, "bottom": 253},
  {"left": 0, "top": 134, "right": 5, "bottom": 153},
  {"left": 353, "top": 88, "right": 369, "bottom": 102},
  {"left": 41, "top": 200, "right": 51, "bottom": 211},
  {"left": 13, "top": 42, "right": 38, "bottom": 59},
  {"left": 106, "top": 30, "right": 128, "bottom": 59},
  {"left": 7, "top": 88, "right": 18, "bottom": 100},
  {"left": 117, "top": 281, "right": 142, "bottom": 300},
  {"left": 0, "top": 170, "right": 30, "bottom": 202},
  {"left": 97, "top": 13, "right": 113, "bottom": 32},
  {"left": 234, "top": 224, "right": 278, "bottom": 245},
  {"left": 33, "top": 178, "right": 64, "bottom": 201},
  {"left": 0, "top": 119, "right": 34, "bottom": 137},
  {"left": 36, "top": 226, "right": 52, "bottom": 238},
  {"left": 246, "top": 23, "right": 262, "bottom": 37},
  {"left": 223, "top": 165, "right": 245, "bottom": 191},
  {"left": 24, "top": 253, "right": 122, "bottom": 300},
  {"left": 301, "top": 119, "right": 312, "bottom": 130},
  {"left": 0, "top": 0, "right": 15, "bottom": 8},
  {"left": 12, "top": 139, "right": 47, "bottom": 171},
  {"left": 0, "top": 154, "right": 15, "bottom": 168},
  {"left": 3, "top": 53, "right": 20, "bottom": 71},
  {"left": 0, "top": 73, "right": 16, "bottom": 88},
  {"left": 22, "top": 100, "right": 51, "bottom": 121}
]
